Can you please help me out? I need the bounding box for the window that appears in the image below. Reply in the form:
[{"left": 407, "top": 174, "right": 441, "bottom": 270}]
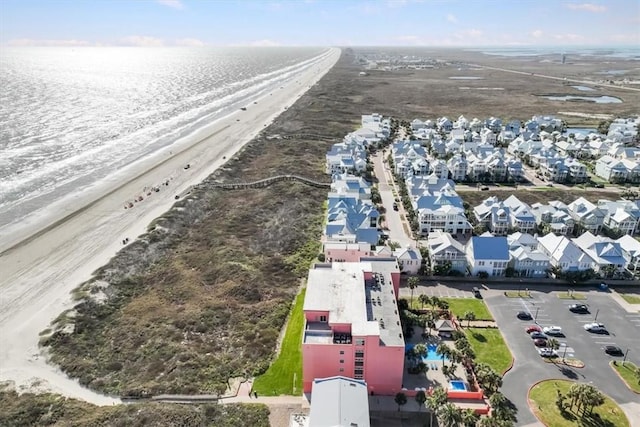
[
  {"left": 355, "top": 350, "right": 364, "bottom": 358},
  {"left": 319, "top": 315, "right": 327, "bottom": 322},
  {"left": 355, "top": 339, "right": 365, "bottom": 346},
  {"left": 339, "top": 350, "right": 344, "bottom": 355},
  {"left": 340, "top": 360, "right": 344, "bottom": 364},
  {"left": 355, "top": 369, "right": 364, "bottom": 376},
  {"left": 339, "top": 368, "right": 344, "bottom": 373},
  {"left": 355, "top": 361, "right": 364, "bottom": 367}
]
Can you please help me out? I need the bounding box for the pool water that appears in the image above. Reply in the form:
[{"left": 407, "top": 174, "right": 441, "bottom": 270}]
[
  {"left": 449, "top": 380, "right": 467, "bottom": 391},
  {"left": 405, "top": 343, "right": 448, "bottom": 362}
]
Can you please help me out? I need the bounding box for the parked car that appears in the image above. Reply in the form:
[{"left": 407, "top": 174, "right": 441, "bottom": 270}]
[
  {"left": 517, "top": 311, "right": 533, "bottom": 320},
  {"left": 526, "top": 325, "right": 542, "bottom": 334},
  {"left": 538, "top": 348, "right": 558, "bottom": 358},
  {"left": 472, "top": 287, "right": 482, "bottom": 298},
  {"left": 530, "top": 331, "right": 546, "bottom": 340},
  {"left": 533, "top": 338, "right": 548, "bottom": 347},
  {"left": 604, "top": 345, "right": 624, "bottom": 356},
  {"left": 569, "top": 304, "right": 589, "bottom": 314},
  {"left": 584, "top": 323, "right": 608, "bottom": 334},
  {"left": 480, "top": 186, "right": 490, "bottom": 191},
  {"left": 393, "top": 202, "right": 399, "bottom": 211},
  {"left": 543, "top": 326, "right": 563, "bottom": 336}
]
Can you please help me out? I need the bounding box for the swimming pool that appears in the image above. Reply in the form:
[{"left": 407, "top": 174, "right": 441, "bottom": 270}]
[
  {"left": 405, "top": 343, "right": 448, "bottom": 362},
  {"left": 449, "top": 380, "right": 468, "bottom": 391}
]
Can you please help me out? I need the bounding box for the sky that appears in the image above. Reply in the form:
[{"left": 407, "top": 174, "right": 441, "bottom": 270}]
[{"left": 1, "top": 0, "right": 639, "bottom": 47}]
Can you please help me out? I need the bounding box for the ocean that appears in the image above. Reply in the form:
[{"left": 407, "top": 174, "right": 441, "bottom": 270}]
[{"left": 0, "top": 47, "right": 328, "bottom": 233}]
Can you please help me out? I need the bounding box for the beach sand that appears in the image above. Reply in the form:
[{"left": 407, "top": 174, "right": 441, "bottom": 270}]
[{"left": 0, "top": 48, "right": 340, "bottom": 404}]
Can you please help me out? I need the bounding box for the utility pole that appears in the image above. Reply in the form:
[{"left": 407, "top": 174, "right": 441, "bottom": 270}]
[
  {"left": 594, "top": 308, "right": 600, "bottom": 322},
  {"left": 623, "top": 348, "right": 629, "bottom": 364},
  {"left": 534, "top": 307, "right": 540, "bottom": 322}
]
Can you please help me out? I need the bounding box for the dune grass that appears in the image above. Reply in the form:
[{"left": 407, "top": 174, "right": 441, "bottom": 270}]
[{"left": 252, "top": 288, "right": 306, "bottom": 396}]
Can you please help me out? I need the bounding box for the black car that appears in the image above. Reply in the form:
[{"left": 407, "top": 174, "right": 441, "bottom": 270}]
[
  {"left": 517, "top": 311, "right": 533, "bottom": 320},
  {"left": 569, "top": 304, "right": 589, "bottom": 314},
  {"left": 472, "top": 287, "right": 482, "bottom": 299},
  {"left": 530, "top": 331, "right": 546, "bottom": 340},
  {"left": 604, "top": 345, "right": 624, "bottom": 356}
]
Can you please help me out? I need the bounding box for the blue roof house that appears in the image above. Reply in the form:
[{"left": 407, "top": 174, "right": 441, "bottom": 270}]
[{"left": 466, "top": 236, "right": 510, "bottom": 276}]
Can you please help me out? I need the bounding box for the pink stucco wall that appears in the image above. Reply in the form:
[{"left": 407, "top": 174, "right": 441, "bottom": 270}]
[
  {"left": 303, "top": 333, "right": 404, "bottom": 395},
  {"left": 305, "top": 311, "right": 329, "bottom": 322},
  {"left": 324, "top": 248, "right": 372, "bottom": 262}
]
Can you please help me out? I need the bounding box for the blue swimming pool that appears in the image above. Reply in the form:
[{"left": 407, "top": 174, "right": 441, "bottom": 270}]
[
  {"left": 449, "top": 380, "right": 467, "bottom": 391},
  {"left": 405, "top": 343, "right": 448, "bottom": 362}
]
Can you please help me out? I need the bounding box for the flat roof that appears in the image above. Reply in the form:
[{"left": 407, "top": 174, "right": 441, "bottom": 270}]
[{"left": 304, "top": 261, "right": 403, "bottom": 347}]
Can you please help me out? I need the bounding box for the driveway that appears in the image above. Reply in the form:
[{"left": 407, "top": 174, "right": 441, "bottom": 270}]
[{"left": 485, "top": 289, "right": 640, "bottom": 426}]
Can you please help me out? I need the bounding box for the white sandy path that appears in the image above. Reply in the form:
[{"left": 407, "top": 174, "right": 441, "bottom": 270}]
[{"left": 0, "top": 48, "right": 341, "bottom": 404}]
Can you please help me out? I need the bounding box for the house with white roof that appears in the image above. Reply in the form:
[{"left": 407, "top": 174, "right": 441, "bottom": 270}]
[
  {"left": 538, "top": 233, "right": 595, "bottom": 272},
  {"left": 595, "top": 155, "right": 629, "bottom": 182},
  {"left": 567, "top": 197, "right": 605, "bottom": 234},
  {"left": 509, "top": 246, "right": 550, "bottom": 278},
  {"left": 427, "top": 230, "right": 468, "bottom": 273},
  {"left": 616, "top": 234, "right": 640, "bottom": 270},
  {"left": 573, "top": 231, "right": 626, "bottom": 274},
  {"left": 392, "top": 246, "right": 422, "bottom": 275},
  {"left": 507, "top": 232, "right": 539, "bottom": 251},
  {"left": 406, "top": 174, "right": 456, "bottom": 199},
  {"left": 531, "top": 201, "right": 575, "bottom": 236},
  {"left": 503, "top": 195, "right": 536, "bottom": 234},
  {"left": 414, "top": 191, "right": 472, "bottom": 237},
  {"left": 447, "top": 154, "right": 468, "bottom": 181},
  {"left": 330, "top": 173, "right": 371, "bottom": 200},
  {"left": 565, "top": 158, "right": 588, "bottom": 183},
  {"left": 466, "top": 236, "right": 510, "bottom": 276},
  {"left": 598, "top": 199, "right": 640, "bottom": 236},
  {"left": 474, "top": 197, "right": 510, "bottom": 236}
]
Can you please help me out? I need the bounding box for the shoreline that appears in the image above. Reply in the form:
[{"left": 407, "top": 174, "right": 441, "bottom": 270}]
[{"left": 0, "top": 47, "right": 340, "bottom": 404}]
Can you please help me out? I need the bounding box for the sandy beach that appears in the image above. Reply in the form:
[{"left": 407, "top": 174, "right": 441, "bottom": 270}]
[{"left": 0, "top": 47, "right": 340, "bottom": 404}]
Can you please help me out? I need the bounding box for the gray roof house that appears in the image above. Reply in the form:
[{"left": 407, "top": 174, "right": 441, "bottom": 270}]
[{"left": 309, "top": 376, "right": 370, "bottom": 427}]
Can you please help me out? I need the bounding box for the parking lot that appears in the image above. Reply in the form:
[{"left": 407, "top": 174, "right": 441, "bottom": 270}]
[{"left": 485, "top": 289, "right": 640, "bottom": 426}]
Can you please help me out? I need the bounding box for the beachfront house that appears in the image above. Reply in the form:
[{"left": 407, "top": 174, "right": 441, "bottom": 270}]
[{"left": 427, "top": 230, "right": 467, "bottom": 274}]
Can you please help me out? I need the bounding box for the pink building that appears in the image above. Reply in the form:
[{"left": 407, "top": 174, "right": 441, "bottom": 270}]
[
  {"left": 323, "top": 242, "right": 373, "bottom": 262},
  {"left": 302, "top": 260, "right": 404, "bottom": 396}
]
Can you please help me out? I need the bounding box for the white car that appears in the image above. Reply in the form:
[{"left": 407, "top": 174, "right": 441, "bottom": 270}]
[
  {"left": 538, "top": 348, "right": 558, "bottom": 358},
  {"left": 542, "top": 326, "right": 563, "bottom": 336},
  {"left": 584, "top": 323, "right": 608, "bottom": 333}
]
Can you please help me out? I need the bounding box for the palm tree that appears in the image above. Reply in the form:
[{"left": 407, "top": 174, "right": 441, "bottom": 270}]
[
  {"left": 437, "top": 402, "right": 462, "bottom": 427},
  {"left": 463, "top": 311, "right": 476, "bottom": 328},
  {"left": 427, "top": 387, "right": 449, "bottom": 427},
  {"left": 419, "top": 293, "right": 431, "bottom": 310},
  {"left": 415, "top": 390, "right": 427, "bottom": 411},
  {"left": 430, "top": 296, "right": 441, "bottom": 311},
  {"left": 489, "top": 391, "right": 516, "bottom": 423},
  {"left": 414, "top": 343, "right": 428, "bottom": 362},
  {"left": 408, "top": 277, "right": 419, "bottom": 308},
  {"left": 436, "top": 343, "right": 451, "bottom": 366},
  {"left": 547, "top": 338, "right": 560, "bottom": 358},
  {"left": 394, "top": 391, "right": 407, "bottom": 412},
  {"left": 461, "top": 408, "right": 480, "bottom": 427}
]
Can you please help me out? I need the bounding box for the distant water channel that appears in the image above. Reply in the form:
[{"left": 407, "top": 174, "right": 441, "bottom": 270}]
[{"left": 540, "top": 95, "right": 622, "bottom": 103}]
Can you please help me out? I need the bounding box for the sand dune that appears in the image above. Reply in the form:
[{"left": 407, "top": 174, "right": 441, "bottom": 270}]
[{"left": 0, "top": 48, "right": 340, "bottom": 404}]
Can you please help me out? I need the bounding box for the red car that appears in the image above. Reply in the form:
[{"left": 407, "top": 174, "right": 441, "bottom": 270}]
[
  {"left": 533, "top": 338, "right": 548, "bottom": 347},
  {"left": 526, "top": 325, "right": 542, "bottom": 334}
]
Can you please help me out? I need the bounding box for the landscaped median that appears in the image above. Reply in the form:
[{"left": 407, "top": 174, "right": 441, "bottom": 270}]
[
  {"left": 557, "top": 291, "right": 587, "bottom": 300},
  {"left": 610, "top": 361, "right": 640, "bottom": 393},
  {"left": 442, "top": 297, "right": 493, "bottom": 320},
  {"left": 528, "top": 379, "right": 629, "bottom": 427},
  {"left": 252, "top": 288, "right": 305, "bottom": 396}
]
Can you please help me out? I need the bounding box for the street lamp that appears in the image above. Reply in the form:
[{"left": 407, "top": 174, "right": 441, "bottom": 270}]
[
  {"left": 594, "top": 308, "right": 600, "bottom": 322},
  {"left": 623, "top": 348, "right": 629, "bottom": 364},
  {"left": 534, "top": 307, "right": 540, "bottom": 322}
]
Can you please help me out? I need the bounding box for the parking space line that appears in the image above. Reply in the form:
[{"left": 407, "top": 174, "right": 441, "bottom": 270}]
[{"left": 594, "top": 341, "right": 616, "bottom": 345}]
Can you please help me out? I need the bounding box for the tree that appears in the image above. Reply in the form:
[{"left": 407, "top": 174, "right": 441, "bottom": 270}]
[
  {"left": 475, "top": 363, "right": 503, "bottom": 397},
  {"left": 414, "top": 343, "right": 428, "bottom": 362},
  {"left": 419, "top": 294, "right": 431, "bottom": 310},
  {"left": 408, "top": 277, "right": 419, "bottom": 308},
  {"left": 436, "top": 343, "right": 451, "bottom": 366},
  {"left": 394, "top": 392, "right": 407, "bottom": 412},
  {"left": 463, "top": 311, "right": 476, "bottom": 328},
  {"left": 489, "top": 391, "right": 516, "bottom": 423},
  {"left": 635, "top": 366, "right": 640, "bottom": 385},
  {"left": 415, "top": 390, "right": 427, "bottom": 411},
  {"left": 427, "top": 387, "right": 449, "bottom": 427},
  {"left": 438, "top": 402, "right": 462, "bottom": 427},
  {"left": 547, "top": 338, "right": 560, "bottom": 355},
  {"left": 461, "top": 408, "right": 480, "bottom": 427}
]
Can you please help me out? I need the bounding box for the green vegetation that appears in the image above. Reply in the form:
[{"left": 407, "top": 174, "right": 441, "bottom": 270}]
[
  {"left": 529, "top": 380, "right": 629, "bottom": 427},
  {"left": 464, "top": 328, "right": 512, "bottom": 374},
  {"left": 557, "top": 292, "right": 587, "bottom": 300},
  {"left": 611, "top": 361, "right": 640, "bottom": 393},
  {"left": 252, "top": 288, "right": 306, "bottom": 396},
  {"left": 442, "top": 297, "right": 493, "bottom": 320},
  {"left": 0, "top": 390, "right": 270, "bottom": 427},
  {"left": 504, "top": 290, "right": 532, "bottom": 298},
  {"left": 620, "top": 294, "right": 640, "bottom": 304}
]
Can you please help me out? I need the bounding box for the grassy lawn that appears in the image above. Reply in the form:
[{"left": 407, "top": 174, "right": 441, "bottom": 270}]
[
  {"left": 442, "top": 298, "right": 493, "bottom": 321},
  {"left": 464, "top": 328, "right": 512, "bottom": 374},
  {"left": 620, "top": 294, "right": 640, "bottom": 304},
  {"left": 252, "top": 288, "right": 305, "bottom": 396},
  {"left": 557, "top": 292, "right": 587, "bottom": 300},
  {"left": 529, "top": 379, "right": 629, "bottom": 427},
  {"left": 611, "top": 361, "right": 640, "bottom": 393}
]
